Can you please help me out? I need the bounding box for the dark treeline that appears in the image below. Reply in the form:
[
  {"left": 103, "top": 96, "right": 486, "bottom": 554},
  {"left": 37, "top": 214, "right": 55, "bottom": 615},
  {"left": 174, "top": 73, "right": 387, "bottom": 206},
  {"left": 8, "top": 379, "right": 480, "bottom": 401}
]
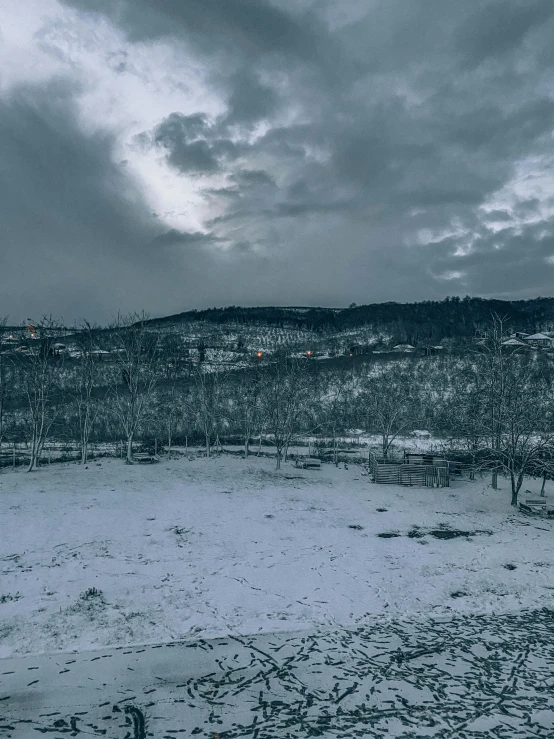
[
  {"left": 2, "top": 314, "right": 554, "bottom": 507},
  {"left": 148, "top": 297, "right": 554, "bottom": 343}
]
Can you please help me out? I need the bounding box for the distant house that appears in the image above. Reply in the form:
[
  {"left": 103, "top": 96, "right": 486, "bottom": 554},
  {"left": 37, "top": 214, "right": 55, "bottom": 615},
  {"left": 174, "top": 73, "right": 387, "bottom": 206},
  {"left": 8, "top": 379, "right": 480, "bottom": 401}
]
[
  {"left": 392, "top": 343, "right": 415, "bottom": 353},
  {"left": 89, "top": 349, "right": 111, "bottom": 360},
  {"left": 502, "top": 338, "right": 528, "bottom": 348},
  {"left": 512, "top": 332, "right": 530, "bottom": 340},
  {"left": 0, "top": 337, "right": 18, "bottom": 351},
  {"left": 420, "top": 345, "right": 444, "bottom": 356},
  {"left": 525, "top": 333, "right": 552, "bottom": 348}
]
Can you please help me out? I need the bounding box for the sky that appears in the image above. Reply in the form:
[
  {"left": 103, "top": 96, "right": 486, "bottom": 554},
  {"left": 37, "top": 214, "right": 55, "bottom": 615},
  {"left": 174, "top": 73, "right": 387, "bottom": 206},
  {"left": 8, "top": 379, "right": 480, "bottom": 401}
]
[{"left": 1, "top": 0, "right": 554, "bottom": 324}]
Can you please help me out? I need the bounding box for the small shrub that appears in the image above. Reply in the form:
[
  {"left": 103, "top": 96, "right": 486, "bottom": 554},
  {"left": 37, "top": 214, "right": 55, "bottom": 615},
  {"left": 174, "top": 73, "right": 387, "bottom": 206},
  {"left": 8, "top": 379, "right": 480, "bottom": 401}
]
[
  {"left": 80, "top": 587, "right": 103, "bottom": 601},
  {"left": 123, "top": 611, "right": 143, "bottom": 621},
  {"left": 0, "top": 593, "right": 21, "bottom": 604}
]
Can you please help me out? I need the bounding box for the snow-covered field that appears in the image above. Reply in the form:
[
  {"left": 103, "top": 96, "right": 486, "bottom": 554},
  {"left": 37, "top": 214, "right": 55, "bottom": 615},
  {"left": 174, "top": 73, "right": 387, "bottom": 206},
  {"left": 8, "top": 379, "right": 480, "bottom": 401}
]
[{"left": 1, "top": 455, "right": 553, "bottom": 659}]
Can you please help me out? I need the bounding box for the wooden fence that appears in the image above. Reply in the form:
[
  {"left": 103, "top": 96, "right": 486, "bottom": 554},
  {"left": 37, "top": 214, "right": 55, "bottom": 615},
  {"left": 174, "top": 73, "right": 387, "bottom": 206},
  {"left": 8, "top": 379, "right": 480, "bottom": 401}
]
[{"left": 369, "top": 453, "right": 450, "bottom": 487}]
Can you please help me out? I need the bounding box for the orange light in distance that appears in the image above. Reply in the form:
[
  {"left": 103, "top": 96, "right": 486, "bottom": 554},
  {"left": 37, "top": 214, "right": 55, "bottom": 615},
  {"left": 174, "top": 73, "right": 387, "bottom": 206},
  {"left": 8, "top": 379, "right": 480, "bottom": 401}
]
[{"left": 256, "top": 351, "right": 263, "bottom": 358}]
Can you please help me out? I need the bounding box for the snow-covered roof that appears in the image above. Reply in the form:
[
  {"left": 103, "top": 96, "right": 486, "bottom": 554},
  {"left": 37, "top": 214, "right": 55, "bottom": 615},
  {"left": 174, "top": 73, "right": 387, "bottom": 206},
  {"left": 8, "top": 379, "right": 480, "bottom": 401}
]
[
  {"left": 526, "top": 333, "right": 551, "bottom": 340},
  {"left": 502, "top": 338, "right": 526, "bottom": 346}
]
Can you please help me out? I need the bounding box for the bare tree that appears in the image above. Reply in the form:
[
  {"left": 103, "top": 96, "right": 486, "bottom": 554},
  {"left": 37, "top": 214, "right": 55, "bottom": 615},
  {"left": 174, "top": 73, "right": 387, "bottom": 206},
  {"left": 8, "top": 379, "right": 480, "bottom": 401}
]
[
  {"left": 437, "top": 359, "right": 487, "bottom": 479},
  {"left": 108, "top": 313, "right": 160, "bottom": 463},
  {"left": 477, "top": 316, "right": 510, "bottom": 489},
  {"left": 153, "top": 381, "right": 190, "bottom": 457},
  {"left": 261, "top": 352, "right": 312, "bottom": 469},
  {"left": 319, "top": 371, "right": 354, "bottom": 465},
  {"left": 0, "top": 317, "right": 14, "bottom": 466},
  {"left": 491, "top": 374, "right": 554, "bottom": 506},
  {"left": 193, "top": 366, "right": 224, "bottom": 457},
  {"left": 472, "top": 316, "right": 554, "bottom": 505},
  {"left": 358, "top": 366, "right": 418, "bottom": 459},
  {"left": 0, "top": 317, "right": 9, "bottom": 453},
  {"left": 69, "top": 321, "right": 104, "bottom": 464},
  {"left": 19, "top": 318, "right": 64, "bottom": 471},
  {"left": 229, "top": 360, "right": 264, "bottom": 459}
]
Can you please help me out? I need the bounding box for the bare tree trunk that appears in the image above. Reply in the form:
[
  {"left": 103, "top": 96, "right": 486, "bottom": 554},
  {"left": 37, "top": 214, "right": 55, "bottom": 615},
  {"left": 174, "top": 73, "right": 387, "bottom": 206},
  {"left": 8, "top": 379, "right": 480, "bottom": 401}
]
[
  {"left": 540, "top": 472, "right": 547, "bottom": 497},
  {"left": 126, "top": 434, "right": 133, "bottom": 464},
  {"left": 509, "top": 470, "right": 516, "bottom": 505},
  {"left": 257, "top": 429, "right": 264, "bottom": 456},
  {"left": 205, "top": 433, "right": 211, "bottom": 458},
  {"left": 511, "top": 473, "right": 521, "bottom": 507},
  {"left": 80, "top": 410, "right": 91, "bottom": 464},
  {"left": 28, "top": 443, "right": 39, "bottom": 471},
  {"left": 382, "top": 433, "right": 389, "bottom": 459},
  {"left": 109, "top": 312, "right": 160, "bottom": 466},
  {"left": 28, "top": 423, "right": 42, "bottom": 471},
  {"left": 244, "top": 436, "right": 249, "bottom": 459}
]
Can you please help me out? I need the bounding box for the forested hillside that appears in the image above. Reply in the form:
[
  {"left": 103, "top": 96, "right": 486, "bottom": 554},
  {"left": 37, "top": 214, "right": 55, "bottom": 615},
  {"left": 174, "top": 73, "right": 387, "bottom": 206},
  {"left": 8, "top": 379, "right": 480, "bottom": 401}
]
[{"left": 149, "top": 297, "right": 554, "bottom": 345}]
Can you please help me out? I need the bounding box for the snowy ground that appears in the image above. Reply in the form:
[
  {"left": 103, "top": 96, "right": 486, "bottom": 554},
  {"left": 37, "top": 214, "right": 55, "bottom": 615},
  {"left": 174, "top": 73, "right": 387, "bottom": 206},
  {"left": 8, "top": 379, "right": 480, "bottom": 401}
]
[
  {"left": 2, "top": 610, "right": 554, "bottom": 737},
  {"left": 0, "top": 454, "right": 553, "bottom": 659}
]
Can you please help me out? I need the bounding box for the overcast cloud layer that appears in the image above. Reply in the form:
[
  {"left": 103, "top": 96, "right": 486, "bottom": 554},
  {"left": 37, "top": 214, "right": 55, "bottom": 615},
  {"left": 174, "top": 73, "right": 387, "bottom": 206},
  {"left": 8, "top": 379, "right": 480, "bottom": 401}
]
[{"left": 1, "top": 0, "right": 554, "bottom": 323}]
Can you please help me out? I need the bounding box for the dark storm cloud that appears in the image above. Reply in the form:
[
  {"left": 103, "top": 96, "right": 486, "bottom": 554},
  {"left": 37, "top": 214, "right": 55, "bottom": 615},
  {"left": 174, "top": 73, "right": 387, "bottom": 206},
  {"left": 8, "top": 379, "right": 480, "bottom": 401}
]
[
  {"left": 59, "top": 0, "right": 325, "bottom": 63},
  {"left": 152, "top": 113, "right": 219, "bottom": 174},
  {"left": 155, "top": 112, "right": 211, "bottom": 143},
  {"left": 6, "top": 0, "right": 554, "bottom": 320},
  {"left": 223, "top": 69, "right": 279, "bottom": 127},
  {"left": 231, "top": 170, "right": 276, "bottom": 188},
  {"left": 0, "top": 79, "right": 165, "bottom": 319},
  {"left": 149, "top": 112, "right": 244, "bottom": 175},
  {"left": 151, "top": 229, "right": 221, "bottom": 246},
  {"left": 0, "top": 79, "right": 265, "bottom": 321},
  {"left": 483, "top": 210, "right": 512, "bottom": 223},
  {"left": 428, "top": 219, "right": 554, "bottom": 298},
  {"left": 454, "top": 0, "right": 554, "bottom": 68}
]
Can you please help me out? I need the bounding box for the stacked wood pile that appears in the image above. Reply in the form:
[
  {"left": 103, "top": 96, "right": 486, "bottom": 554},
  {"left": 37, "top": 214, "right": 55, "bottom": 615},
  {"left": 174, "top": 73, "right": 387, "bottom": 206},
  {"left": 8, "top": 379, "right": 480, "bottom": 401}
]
[{"left": 369, "top": 453, "right": 449, "bottom": 487}]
